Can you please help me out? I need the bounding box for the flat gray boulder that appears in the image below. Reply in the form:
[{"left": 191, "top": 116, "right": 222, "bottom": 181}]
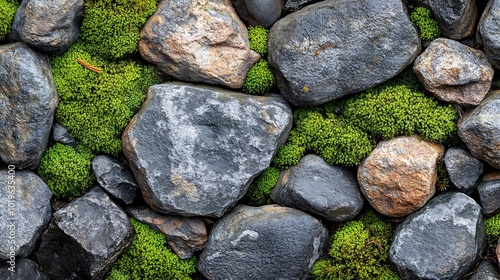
[
  {"left": 268, "top": 0, "right": 420, "bottom": 106},
  {"left": 122, "top": 82, "right": 292, "bottom": 217}
]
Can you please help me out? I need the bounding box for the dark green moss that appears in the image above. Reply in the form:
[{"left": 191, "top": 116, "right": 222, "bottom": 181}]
[
  {"left": 246, "top": 167, "right": 281, "bottom": 206},
  {"left": 485, "top": 213, "right": 500, "bottom": 246}
]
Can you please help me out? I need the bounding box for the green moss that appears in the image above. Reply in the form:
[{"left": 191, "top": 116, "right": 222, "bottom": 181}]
[
  {"left": 248, "top": 25, "right": 268, "bottom": 57},
  {"left": 311, "top": 211, "right": 400, "bottom": 280},
  {"left": 485, "top": 213, "right": 500, "bottom": 246},
  {"left": 107, "top": 218, "right": 197, "bottom": 280},
  {"left": 436, "top": 160, "right": 451, "bottom": 192},
  {"left": 51, "top": 41, "right": 162, "bottom": 155},
  {"left": 410, "top": 7, "right": 441, "bottom": 42},
  {"left": 246, "top": 167, "right": 281, "bottom": 206},
  {"left": 80, "top": 0, "right": 157, "bottom": 60},
  {"left": 38, "top": 143, "right": 94, "bottom": 200},
  {"left": 242, "top": 60, "right": 276, "bottom": 95},
  {"left": 0, "top": 0, "right": 18, "bottom": 41}
]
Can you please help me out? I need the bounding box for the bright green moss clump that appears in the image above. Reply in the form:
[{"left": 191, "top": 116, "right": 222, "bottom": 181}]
[
  {"left": 248, "top": 25, "right": 268, "bottom": 57},
  {"left": 485, "top": 213, "right": 500, "bottom": 246},
  {"left": 0, "top": 0, "right": 18, "bottom": 41},
  {"left": 51, "top": 41, "right": 162, "bottom": 154},
  {"left": 242, "top": 60, "right": 276, "bottom": 95},
  {"left": 80, "top": 0, "right": 157, "bottom": 60},
  {"left": 107, "top": 218, "right": 197, "bottom": 280},
  {"left": 410, "top": 7, "right": 441, "bottom": 42},
  {"left": 246, "top": 167, "right": 281, "bottom": 206},
  {"left": 38, "top": 143, "right": 94, "bottom": 200},
  {"left": 311, "top": 211, "right": 400, "bottom": 280}
]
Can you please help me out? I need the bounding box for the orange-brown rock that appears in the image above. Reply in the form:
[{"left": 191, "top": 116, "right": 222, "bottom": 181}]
[{"left": 358, "top": 135, "right": 444, "bottom": 217}]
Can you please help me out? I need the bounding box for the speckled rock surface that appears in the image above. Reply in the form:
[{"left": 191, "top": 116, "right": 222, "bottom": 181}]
[
  {"left": 52, "top": 123, "right": 76, "bottom": 147},
  {"left": 470, "top": 260, "right": 500, "bottom": 280},
  {"left": 477, "top": 0, "right": 500, "bottom": 69},
  {"left": 478, "top": 173, "right": 500, "bottom": 216},
  {"left": 444, "top": 147, "right": 483, "bottom": 195},
  {"left": 0, "top": 258, "right": 48, "bottom": 280},
  {"left": 92, "top": 155, "right": 138, "bottom": 204}
]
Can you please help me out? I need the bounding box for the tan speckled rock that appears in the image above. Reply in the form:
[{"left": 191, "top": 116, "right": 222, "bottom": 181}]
[{"left": 358, "top": 135, "right": 444, "bottom": 217}]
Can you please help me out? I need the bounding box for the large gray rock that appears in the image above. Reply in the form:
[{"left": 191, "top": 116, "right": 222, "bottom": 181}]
[
  {"left": 197, "top": 204, "right": 328, "bottom": 279},
  {"left": 53, "top": 123, "right": 76, "bottom": 147},
  {"left": 413, "top": 38, "right": 494, "bottom": 106},
  {"left": 470, "top": 261, "right": 500, "bottom": 280},
  {"left": 268, "top": 0, "right": 420, "bottom": 106},
  {"left": 444, "top": 147, "right": 483, "bottom": 195},
  {"left": 139, "top": 0, "right": 260, "bottom": 89},
  {"left": 0, "top": 258, "right": 48, "bottom": 280},
  {"left": 9, "top": 0, "right": 83, "bottom": 55},
  {"left": 414, "top": 0, "right": 476, "bottom": 40},
  {"left": 458, "top": 91, "right": 500, "bottom": 170},
  {"left": 122, "top": 82, "right": 292, "bottom": 217},
  {"left": 231, "top": 0, "right": 284, "bottom": 28},
  {"left": 390, "top": 192, "right": 485, "bottom": 280},
  {"left": 0, "top": 43, "right": 57, "bottom": 169},
  {"left": 0, "top": 170, "right": 52, "bottom": 261},
  {"left": 36, "top": 187, "right": 134, "bottom": 280},
  {"left": 92, "top": 155, "right": 138, "bottom": 204},
  {"left": 478, "top": 173, "right": 500, "bottom": 216},
  {"left": 271, "top": 154, "right": 364, "bottom": 222},
  {"left": 477, "top": 0, "right": 500, "bottom": 69}
]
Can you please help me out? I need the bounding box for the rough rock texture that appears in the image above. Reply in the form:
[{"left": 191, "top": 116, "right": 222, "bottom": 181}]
[
  {"left": 414, "top": 0, "right": 476, "bottom": 39},
  {"left": 9, "top": 0, "right": 83, "bottom": 55},
  {"left": 470, "top": 261, "right": 500, "bottom": 280},
  {"left": 36, "top": 187, "right": 134, "bottom": 280},
  {"left": 127, "top": 205, "right": 207, "bottom": 259},
  {"left": 283, "top": 0, "right": 317, "bottom": 12},
  {"left": 477, "top": 0, "right": 500, "bottom": 69},
  {"left": 231, "top": 0, "right": 284, "bottom": 28},
  {"left": 122, "top": 82, "right": 292, "bottom": 217},
  {"left": 268, "top": 0, "right": 420, "bottom": 106},
  {"left": 271, "top": 154, "right": 364, "bottom": 222},
  {"left": 139, "top": 0, "right": 260, "bottom": 89},
  {"left": 92, "top": 155, "right": 138, "bottom": 204},
  {"left": 0, "top": 258, "right": 49, "bottom": 280},
  {"left": 478, "top": 173, "right": 500, "bottom": 216},
  {"left": 53, "top": 123, "right": 76, "bottom": 147},
  {"left": 197, "top": 205, "right": 328, "bottom": 279},
  {"left": 0, "top": 43, "right": 58, "bottom": 169},
  {"left": 358, "top": 135, "right": 444, "bottom": 217},
  {"left": 444, "top": 148, "right": 483, "bottom": 195},
  {"left": 458, "top": 91, "right": 500, "bottom": 169},
  {"left": 390, "top": 192, "right": 485, "bottom": 280},
  {"left": 0, "top": 170, "right": 52, "bottom": 260},
  {"left": 413, "top": 38, "right": 493, "bottom": 106}
]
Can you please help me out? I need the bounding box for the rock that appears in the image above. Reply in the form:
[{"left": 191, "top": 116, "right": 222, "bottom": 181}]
[
  {"left": 470, "top": 261, "right": 500, "bottom": 280},
  {"left": 231, "top": 0, "right": 284, "bottom": 28},
  {"left": 458, "top": 91, "right": 500, "bottom": 169},
  {"left": 477, "top": 0, "right": 500, "bottom": 69},
  {"left": 122, "top": 82, "right": 292, "bottom": 217},
  {"left": 478, "top": 173, "right": 500, "bottom": 216},
  {"left": 271, "top": 154, "right": 364, "bottom": 222},
  {"left": 36, "top": 187, "right": 134, "bottom": 280},
  {"left": 444, "top": 147, "right": 483, "bottom": 195},
  {"left": 197, "top": 204, "right": 328, "bottom": 279},
  {"left": 415, "top": 0, "right": 476, "bottom": 40},
  {"left": 92, "top": 155, "right": 138, "bottom": 204},
  {"left": 0, "top": 258, "right": 48, "bottom": 280},
  {"left": 127, "top": 205, "right": 207, "bottom": 259},
  {"left": 0, "top": 170, "right": 52, "bottom": 260},
  {"left": 0, "top": 43, "right": 58, "bottom": 169},
  {"left": 52, "top": 123, "right": 76, "bottom": 147},
  {"left": 268, "top": 0, "right": 420, "bottom": 106},
  {"left": 413, "top": 38, "right": 494, "bottom": 106},
  {"left": 139, "top": 0, "right": 260, "bottom": 89},
  {"left": 358, "top": 135, "right": 444, "bottom": 217},
  {"left": 9, "top": 0, "right": 83, "bottom": 55},
  {"left": 390, "top": 192, "right": 485, "bottom": 280},
  {"left": 283, "top": 0, "right": 317, "bottom": 12}
]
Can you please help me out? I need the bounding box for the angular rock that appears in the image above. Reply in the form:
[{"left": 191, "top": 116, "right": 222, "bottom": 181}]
[
  {"left": 268, "top": 0, "right": 420, "bottom": 106},
  {"left": 0, "top": 258, "right": 49, "bottom": 280},
  {"left": 122, "top": 82, "right": 292, "bottom": 217},
  {"left": 470, "top": 261, "right": 500, "bottom": 280},
  {"left": 444, "top": 147, "right": 483, "bottom": 195},
  {"left": 271, "top": 154, "right": 364, "bottom": 222},
  {"left": 9, "top": 0, "right": 83, "bottom": 55},
  {"left": 52, "top": 123, "right": 76, "bottom": 147},
  {"left": 92, "top": 155, "right": 138, "bottom": 204},
  {"left": 231, "top": 0, "right": 284, "bottom": 28},
  {"left": 0, "top": 170, "right": 52, "bottom": 260},
  {"left": 139, "top": 0, "right": 260, "bottom": 89},
  {"left": 478, "top": 173, "right": 500, "bottom": 216},
  {"left": 127, "top": 205, "right": 207, "bottom": 259},
  {"left": 390, "top": 192, "right": 485, "bottom": 280},
  {"left": 458, "top": 91, "right": 500, "bottom": 169},
  {"left": 413, "top": 38, "right": 493, "bottom": 106},
  {"left": 197, "top": 204, "right": 328, "bottom": 279},
  {"left": 414, "top": 0, "right": 476, "bottom": 40},
  {"left": 358, "top": 135, "right": 444, "bottom": 217},
  {"left": 477, "top": 0, "right": 500, "bottom": 69},
  {"left": 0, "top": 43, "right": 58, "bottom": 169},
  {"left": 36, "top": 187, "right": 134, "bottom": 280}
]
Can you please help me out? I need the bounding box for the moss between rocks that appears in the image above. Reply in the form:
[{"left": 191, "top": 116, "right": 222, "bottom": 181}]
[
  {"left": 245, "top": 167, "right": 281, "bottom": 206},
  {"left": 248, "top": 25, "right": 268, "bottom": 57},
  {"left": 485, "top": 213, "right": 500, "bottom": 246},
  {"left": 0, "top": 0, "right": 18, "bottom": 41},
  {"left": 242, "top": 60, "right": 276, "bottom": 95},
  {"left": 410, "top": 6, "right": 441, "bottom": 42}
]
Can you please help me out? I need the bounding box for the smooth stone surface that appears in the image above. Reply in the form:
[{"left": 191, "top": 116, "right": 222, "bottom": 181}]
[
  {"left": 271, "top": 154, "right": 364, "bottom": 222},
  {"left": 92, "top": 155, "right": 138, "bottom": 204},
  {"left": 231, "top": 0, "right": 284, "bottom": 28},
  {"left": 52, "top": 123, "right": 76, "bottom": 147},
  {"left": 477, "top": 0, "right": 500, "bottom": 69},
  {"left": 444, "top": 147, "right": 483, "bottom": 195},
  {"left": 470, "top": 260, "right": 500, "bottom": 280},
  {"left": 0, "top": 43, "right": 57, "bottom": 169},
  {"left": 0, "top": 258, "right": 48, "bottom": 280},
  {"left": 478, "top": 173, "right": 500, "bottom": 216}
]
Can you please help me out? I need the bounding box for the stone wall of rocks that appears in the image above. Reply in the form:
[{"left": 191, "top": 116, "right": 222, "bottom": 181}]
[{"left": 1, "top": 0, "right": 500, "bottom": 279}]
